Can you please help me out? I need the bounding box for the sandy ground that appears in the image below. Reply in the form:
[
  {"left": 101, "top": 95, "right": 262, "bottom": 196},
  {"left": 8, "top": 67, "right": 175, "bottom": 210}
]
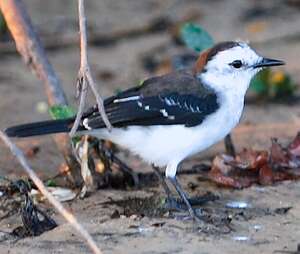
[{"left": 1, "top": 0, "right": 300, "bottom": 253}]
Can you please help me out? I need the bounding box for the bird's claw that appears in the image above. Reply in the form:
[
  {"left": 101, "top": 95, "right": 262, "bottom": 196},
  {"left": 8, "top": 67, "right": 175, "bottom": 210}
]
[
  {"left": 164, "top": 195, "right": 216, "bottom": 211},
  {"left": 191, "top": 210, "right": 205, "bottom": 224}
]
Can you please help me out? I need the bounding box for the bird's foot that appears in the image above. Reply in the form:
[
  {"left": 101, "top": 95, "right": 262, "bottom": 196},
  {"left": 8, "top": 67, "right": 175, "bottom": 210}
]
[
  {"left": 167, "top": 176, "right": 210, "bottom": 224},
  {"left": 170, "top": 205, "right": 204, "bottom": 224},
  {"left": 187, "top": 207, "right": 204, "bottom": 223},
  {"left": 164, "top": 195, "right": 215, "bottom": 211}
]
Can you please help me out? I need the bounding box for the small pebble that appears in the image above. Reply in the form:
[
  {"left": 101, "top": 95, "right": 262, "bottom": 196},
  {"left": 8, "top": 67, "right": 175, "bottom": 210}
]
[
  {"left": 110, "top": 210, "right": 120, "bottom": 219},
  {"left": 35, "top": 101, "right": 48, "bottom": 114},
  {"left": 253, "top": 224, "right": 262, "bottom": 231},
  {"left": 226, "top": 201, "right": 250, "bottom": 209},
  {"left": 233, "top": 236, "right": 249, "bottom": 241},
  {"left": 130, "top": 214, "right": 138, "bottom": 220},
  {"left": 138, "top": 226, "right": 153, "bottom": 234}
]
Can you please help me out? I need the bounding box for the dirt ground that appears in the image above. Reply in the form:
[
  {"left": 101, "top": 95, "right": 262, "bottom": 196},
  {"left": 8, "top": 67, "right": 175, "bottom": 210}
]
[{"left": 1, "top": 0, "right": 300, "bottom": 253}]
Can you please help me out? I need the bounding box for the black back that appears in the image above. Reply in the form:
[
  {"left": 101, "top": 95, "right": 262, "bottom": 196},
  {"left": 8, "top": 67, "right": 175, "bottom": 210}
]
[{"left": 80, "top": 70, "right": 220, "bottom": 130}]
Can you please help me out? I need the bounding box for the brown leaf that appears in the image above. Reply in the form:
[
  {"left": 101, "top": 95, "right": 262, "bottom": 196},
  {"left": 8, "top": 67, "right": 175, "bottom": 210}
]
[
  {"left": 202, "top": 132, "right": 300, "bottom": 189},
  {"left": 234, "top": 148, "right": 268, "bottom": 170},
  {"left": 208, "top": 172, "right": 244, "bottom": 189},
  {"left": 211, "top": 155, "right": 233, "bottom": 175},
  {"left": 288, "top": 132, "right": 300, "bottom": 157},
  {"left": 272, "top": 170, "right": 300, "bottom": 182},
  {"left": 270, "top": 138, "right": 290, "bottom": 167},
  {"left": 209, "top": 155, "right": 253, "bottom": 188},
  {"left": 259, "top": 165, "right": 273, "bottom": 185}
]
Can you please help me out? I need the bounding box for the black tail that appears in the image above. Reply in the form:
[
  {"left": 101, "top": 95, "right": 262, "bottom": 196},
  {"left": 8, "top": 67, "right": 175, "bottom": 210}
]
[{"left": 5, "top": 119, "right": 74, "bottom": 137}]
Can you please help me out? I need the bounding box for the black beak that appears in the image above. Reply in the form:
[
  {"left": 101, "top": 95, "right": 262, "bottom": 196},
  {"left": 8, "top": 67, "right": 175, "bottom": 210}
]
[{"left": 253, "top": 58, "right": 285, "bottom": 68}]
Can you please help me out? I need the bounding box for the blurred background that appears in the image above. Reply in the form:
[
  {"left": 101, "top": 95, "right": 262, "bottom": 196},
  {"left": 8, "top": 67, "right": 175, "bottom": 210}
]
[
  {"left": 0, "top": 0, "right": 300, "bottom": 176},
  {"left": 1, "top": 1, "right": 300, "bottom": 253}
]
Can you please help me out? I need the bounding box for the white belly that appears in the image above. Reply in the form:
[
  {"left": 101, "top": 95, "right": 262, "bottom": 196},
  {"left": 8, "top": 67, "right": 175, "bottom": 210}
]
[{"left": 90, "top": 97, "right": 244, "bottom": 167}]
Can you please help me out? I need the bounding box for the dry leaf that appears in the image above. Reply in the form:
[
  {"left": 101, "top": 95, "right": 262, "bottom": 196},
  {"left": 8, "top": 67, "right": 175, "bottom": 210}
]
[
  {"left": 204, "top": 132, "right": 300, "bottom": 189},
  {"left": 270, "top": 138, "right": 289, "bottom": 167},
  {"left": 288, "top": 132, "right": 300, "bottom": 156},
  {"left": 258, "top": 165, "right": 273, "bottom": 185}
]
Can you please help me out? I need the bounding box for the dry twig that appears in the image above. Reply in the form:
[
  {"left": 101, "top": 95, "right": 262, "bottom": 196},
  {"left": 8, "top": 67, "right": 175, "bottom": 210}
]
[
  {"left": 0, "top": 131, "right": 102, "bottom": 254},
  {"left": 0, "top": 0, "right": 82, "bottom": 186},
  {"left": 70, "top": 0, "right": 112, "bottom": 136},
  {"left": 0, "top": 0, "right": 66, "bottom": 105},
  {"left": 78, "top": 135, "right": 97, "bottom": 196}
]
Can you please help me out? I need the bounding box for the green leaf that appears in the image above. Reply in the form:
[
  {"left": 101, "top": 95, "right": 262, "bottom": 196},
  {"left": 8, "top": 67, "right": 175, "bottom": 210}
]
[
  {"left": 49, "top": 105, "right": 76, "bottom": 120},
  {"left": 0, "top": 12, "right": 6, "bottom": 35},
  {"left": 250, "top": 69, "right": 269, "bottom": 95},
  {"left": 71, "top": 136, "right": 82, "bottom": 145},
  {"left": 180, "top": 23, "right": 214, "bottom": 52},
  {"left": 139, "top": 79, "right": 146, "bottom": 86},
  {"left": 250, "top": 69, "right": 296, "bottom": 99},
  {"left": 270, "top": 74, "right": 296, "bottom": 98},
  {"left": 46, "top": 179, "right": 57, "bottom": 187},
  {"left": 114, "top": 88, "right": 123, "bottom": 95}
]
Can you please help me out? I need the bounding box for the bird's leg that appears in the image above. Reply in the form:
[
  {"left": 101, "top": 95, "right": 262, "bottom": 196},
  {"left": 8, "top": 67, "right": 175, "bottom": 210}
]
[
  {"left": 167, "top": 176, "right": 202, "bottom": 221},
  {"left": 152, "top": 165, "right": 173, "bottom": 199},
  {"left": 152, "top": 165, "right": 188, "bottom": 210},
  {"left": 154, "top": 165, "right": 216, "bottom": 211},
  {"left": 224, "top": 134, "right": 236, "bottom": 157}
]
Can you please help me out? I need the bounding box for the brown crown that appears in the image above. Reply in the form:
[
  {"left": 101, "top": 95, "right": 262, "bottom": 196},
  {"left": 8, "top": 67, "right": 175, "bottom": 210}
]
[{"left": 193, "top": 41, "right": 240, "bottom": 74}]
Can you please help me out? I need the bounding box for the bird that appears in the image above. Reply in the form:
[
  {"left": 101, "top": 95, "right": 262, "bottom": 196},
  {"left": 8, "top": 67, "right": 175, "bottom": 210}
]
[{"left": 5, "top": 41, "right": 284, "bottom": 221}]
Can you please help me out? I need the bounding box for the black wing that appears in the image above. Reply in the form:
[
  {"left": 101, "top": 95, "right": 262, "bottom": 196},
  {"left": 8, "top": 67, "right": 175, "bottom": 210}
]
[
  {"left": 79, "top": 70, "right": 219, "bottom": 130},
  {"left": 81, "top": 92, "right": 219, "bottom": 129}
]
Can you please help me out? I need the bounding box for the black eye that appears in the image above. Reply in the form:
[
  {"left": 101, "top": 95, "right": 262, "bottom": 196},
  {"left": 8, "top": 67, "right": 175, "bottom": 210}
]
[{"left": 230, "top": 60, "right": 243, "bottom": 68}]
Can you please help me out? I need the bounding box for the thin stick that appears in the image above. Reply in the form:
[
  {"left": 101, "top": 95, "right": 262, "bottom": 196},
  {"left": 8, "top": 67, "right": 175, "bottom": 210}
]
[
  {"left": 70, "top": 0, "right": 112, "bottom": 135},
  {"left": 79, "top": 135, "right": 97, "bottom": 197},
  {"left": 86, "top": 68, "right": 112, "bottom": 130},
  {"left": 0, "top": 131, "right": 102, "bottom": 254},
  {"left": 0, "top": 0, "right": 67, "bottom": 106},
  {"left": 0, "top": 0, "right": 82, "bottom": 185},
  {"left": 69, "top": 75, "right": 88, "bottom": 137}
]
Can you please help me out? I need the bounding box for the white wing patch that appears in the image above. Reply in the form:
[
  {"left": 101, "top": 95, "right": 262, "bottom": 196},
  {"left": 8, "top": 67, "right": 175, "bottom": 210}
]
[
  {"left": 160, "top": 109, "right": 169, "bottom": 117},
  {"left": 113, "top": 96, "right": 140, "bottom": 103},
  {"left": 83, "top": 118, "right": 92, "bottom": 130}
]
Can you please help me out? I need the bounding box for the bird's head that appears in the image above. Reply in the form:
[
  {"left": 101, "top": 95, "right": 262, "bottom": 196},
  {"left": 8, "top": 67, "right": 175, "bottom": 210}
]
[{"left": 194, "top": 41, "right": 285, "bottom": 94}]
